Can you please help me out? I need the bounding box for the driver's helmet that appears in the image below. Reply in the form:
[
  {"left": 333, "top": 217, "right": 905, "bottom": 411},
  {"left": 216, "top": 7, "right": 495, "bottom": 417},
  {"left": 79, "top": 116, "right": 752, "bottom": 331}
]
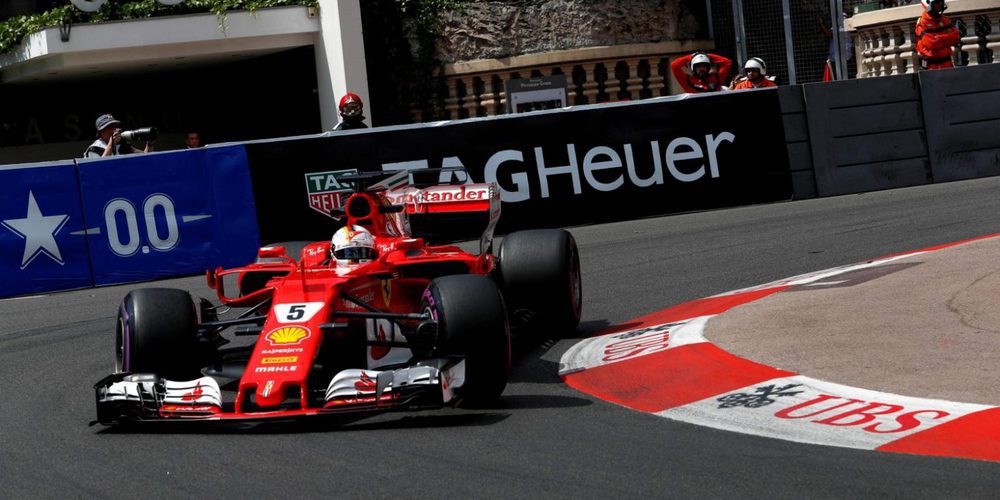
[
  {"left": 338, "top": 92, "right": 364, "bottom": 118},
  {"left": 331, "top": 225, "right": 377, "bottom": 265}
]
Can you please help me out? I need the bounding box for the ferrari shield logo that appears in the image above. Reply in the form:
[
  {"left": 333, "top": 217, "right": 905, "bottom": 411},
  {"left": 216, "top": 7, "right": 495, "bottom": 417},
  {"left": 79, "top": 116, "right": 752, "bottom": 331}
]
[
  {"left": 381, "top": 279, "right": 391, "bottom": 306},
  {"left": 304, "top": 169, "right": 358, "bottom": 219}
]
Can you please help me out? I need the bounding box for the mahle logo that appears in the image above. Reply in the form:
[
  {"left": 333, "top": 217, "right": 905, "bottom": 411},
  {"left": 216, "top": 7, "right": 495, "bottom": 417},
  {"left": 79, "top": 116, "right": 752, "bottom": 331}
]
[{"left": 305, "top": 169, "right": 358, "bottom": 219}]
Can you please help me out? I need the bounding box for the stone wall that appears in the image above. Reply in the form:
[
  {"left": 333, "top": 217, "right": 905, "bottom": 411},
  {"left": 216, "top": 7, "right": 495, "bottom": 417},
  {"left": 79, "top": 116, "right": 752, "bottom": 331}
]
[{"left": 436, "top": 0, "right": 707, "bottom": 63}]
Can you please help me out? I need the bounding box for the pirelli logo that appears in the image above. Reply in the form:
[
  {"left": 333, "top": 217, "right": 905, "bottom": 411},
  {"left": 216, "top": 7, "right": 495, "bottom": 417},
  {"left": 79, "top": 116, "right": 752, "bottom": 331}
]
[{"left": 261, "top": 356, "right": 298, "bottom": 365}]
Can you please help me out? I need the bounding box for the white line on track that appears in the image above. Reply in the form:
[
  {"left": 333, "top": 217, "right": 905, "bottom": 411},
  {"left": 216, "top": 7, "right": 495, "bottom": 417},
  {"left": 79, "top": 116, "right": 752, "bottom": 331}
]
[{"left": 0, "top": 294, "right": 48, "bottom": 301}]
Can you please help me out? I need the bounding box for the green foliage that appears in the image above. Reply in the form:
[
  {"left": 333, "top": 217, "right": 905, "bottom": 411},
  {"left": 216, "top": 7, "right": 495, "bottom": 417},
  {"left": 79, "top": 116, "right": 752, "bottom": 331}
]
[
  {"left": 398, "top": 0, "right": 462, "bottom": 30},
  {"left": 0, "top": 0, "right": 320, "bottom": 54},
  {"left": 397, "top": 0, "right": 463, "bottom": 120},
  {"left": 0, "top": 5, "right": 79, "bottom": 53}
]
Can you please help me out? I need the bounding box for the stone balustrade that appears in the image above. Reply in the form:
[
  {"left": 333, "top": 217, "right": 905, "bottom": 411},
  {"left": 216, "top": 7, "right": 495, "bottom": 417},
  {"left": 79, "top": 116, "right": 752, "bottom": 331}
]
[
  {"left": 849, "top": 0, "right": 999, "bottom": 78},
  {"left": 413, "top": 40, "right": 714, "bottom": 122}
]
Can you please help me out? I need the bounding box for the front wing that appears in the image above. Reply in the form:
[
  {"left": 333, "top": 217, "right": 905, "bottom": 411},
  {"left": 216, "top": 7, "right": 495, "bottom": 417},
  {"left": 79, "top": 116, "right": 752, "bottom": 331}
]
[{"left": 93, "top": 360, "right": 466, "bottom": 426}]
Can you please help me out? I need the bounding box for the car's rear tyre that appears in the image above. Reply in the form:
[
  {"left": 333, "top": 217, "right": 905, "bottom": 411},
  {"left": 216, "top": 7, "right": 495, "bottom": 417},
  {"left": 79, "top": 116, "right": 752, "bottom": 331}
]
[
  {"left": 497, "top": 229, "right": 582, "bottom": 332},
  {"left": 116, "top": 288, "right": 201, "bottom": 380},
  {"left": 423, "top": 275, "right": 511, "bottom": 407}
]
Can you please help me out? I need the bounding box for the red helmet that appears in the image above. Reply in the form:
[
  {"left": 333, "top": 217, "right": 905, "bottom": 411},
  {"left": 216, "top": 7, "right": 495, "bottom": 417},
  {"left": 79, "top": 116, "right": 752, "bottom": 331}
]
[{"left": 339, "top": 93, "right": 363, "bottom": 118}]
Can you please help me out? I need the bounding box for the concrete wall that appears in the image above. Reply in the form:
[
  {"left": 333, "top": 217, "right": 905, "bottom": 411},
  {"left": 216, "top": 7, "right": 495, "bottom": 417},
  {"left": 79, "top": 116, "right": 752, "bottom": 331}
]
[
  {"left": 920, "top": 63, "right": 1000, "bottom": 183},
  {"left": 778, "top": 85, "right": 815, "bottom": 199},
  {"left": 783, "top": 64, "right": 1000, "bottom": 200},
  {"left": 803, "top": 74, "right": 930, "bottom": 197}
]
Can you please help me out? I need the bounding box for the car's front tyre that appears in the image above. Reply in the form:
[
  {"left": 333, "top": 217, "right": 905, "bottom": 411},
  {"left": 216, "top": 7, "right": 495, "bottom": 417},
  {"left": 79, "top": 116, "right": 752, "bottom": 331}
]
[
  {"left": 422, "top": 275, "right": 511, "bottom": 407},
  {"left": 116, "top": 288, "right": 201, "bottom": 380}
]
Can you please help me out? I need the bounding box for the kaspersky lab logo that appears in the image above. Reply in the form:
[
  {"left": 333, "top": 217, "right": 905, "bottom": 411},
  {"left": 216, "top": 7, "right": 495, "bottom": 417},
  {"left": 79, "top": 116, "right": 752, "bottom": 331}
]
[{"left": 305, "top": 169, "right": 358, "bottom": 219}]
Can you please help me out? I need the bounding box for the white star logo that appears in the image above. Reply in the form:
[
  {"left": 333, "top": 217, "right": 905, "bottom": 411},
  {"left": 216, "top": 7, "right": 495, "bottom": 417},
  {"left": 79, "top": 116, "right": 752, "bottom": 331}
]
[{"left": 2, "top": 191, "right": 69, "bottom": 269}]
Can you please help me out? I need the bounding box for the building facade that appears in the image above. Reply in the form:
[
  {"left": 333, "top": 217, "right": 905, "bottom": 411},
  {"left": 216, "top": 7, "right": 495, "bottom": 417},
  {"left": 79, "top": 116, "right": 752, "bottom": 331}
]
[
  {"left": 2, "top": 1, "right": 998, "bottom": 164},
  {"left": 0, "top": 0, "right": 366, "bottom": 164}
]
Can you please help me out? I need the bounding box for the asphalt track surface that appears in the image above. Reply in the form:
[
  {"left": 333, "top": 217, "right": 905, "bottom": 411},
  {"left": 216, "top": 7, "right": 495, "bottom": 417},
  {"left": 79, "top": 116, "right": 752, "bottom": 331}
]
[{"left": 4, "top": 177, "right": 1000, "bottom": 498}]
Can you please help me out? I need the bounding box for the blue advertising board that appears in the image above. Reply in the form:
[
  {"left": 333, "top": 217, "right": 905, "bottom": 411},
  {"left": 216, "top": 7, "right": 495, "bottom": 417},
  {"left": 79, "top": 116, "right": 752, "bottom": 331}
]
[
  {"left": 77, "top": 145, "right": 260, "bottom": 285},
  {"left": 0, "top": 161, "right": 94, "bottom": 296}
]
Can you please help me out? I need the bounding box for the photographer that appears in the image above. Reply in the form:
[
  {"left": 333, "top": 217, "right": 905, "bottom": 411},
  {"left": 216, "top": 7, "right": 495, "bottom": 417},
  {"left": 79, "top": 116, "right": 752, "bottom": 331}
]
[{"left": 83, "top": 114, "right": 155, "bottom": 158}]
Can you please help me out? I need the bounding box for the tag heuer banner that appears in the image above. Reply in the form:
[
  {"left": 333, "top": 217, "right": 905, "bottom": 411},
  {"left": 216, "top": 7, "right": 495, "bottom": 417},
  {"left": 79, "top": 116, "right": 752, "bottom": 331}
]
[
  {"left": 305, "top": 169, "right": 359, "bottom": 219},
  {"left": 244, "top": 90, "right": 792, "bottom": 243}
]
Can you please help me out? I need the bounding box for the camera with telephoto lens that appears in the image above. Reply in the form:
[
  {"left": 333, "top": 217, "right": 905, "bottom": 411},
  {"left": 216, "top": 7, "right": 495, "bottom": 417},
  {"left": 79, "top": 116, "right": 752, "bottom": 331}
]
[{"left": 119, "top": 127, "right": 158, "bottom": 143}]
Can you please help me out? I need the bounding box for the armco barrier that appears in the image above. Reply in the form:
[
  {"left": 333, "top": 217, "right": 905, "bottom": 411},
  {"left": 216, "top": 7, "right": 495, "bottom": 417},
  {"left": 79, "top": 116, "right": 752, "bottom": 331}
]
[
  {"left": 803, "top": 74, "right": 931, "bottom": 197},
  {"left": 244, "top": 90, "right": 794, "bottom": 243},
  {"left": 0, "top": 146, "right": 260, "bottom": 299},
  {"left": 919, "top": 63, "right": 1000, "bottom": 183},
  {"left": 1, "top": 161, "right": 93, "bottom": 297},
  {"left": 777, "top": 85, "right": 815, "bottom": 199}
]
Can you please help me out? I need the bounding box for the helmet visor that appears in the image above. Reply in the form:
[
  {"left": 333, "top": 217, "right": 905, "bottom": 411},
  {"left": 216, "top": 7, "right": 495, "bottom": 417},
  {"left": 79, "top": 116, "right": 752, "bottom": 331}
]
[
  {"left": 341, "top": 100, "right": 362, "bottom": 117},
  {"left": 335, "top": 246, "right": 377, "bottom": 261}
]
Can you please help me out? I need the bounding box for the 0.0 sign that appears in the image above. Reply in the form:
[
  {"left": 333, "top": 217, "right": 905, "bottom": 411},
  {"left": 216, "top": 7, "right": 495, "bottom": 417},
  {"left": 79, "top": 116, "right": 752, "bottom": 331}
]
[{"left": 104, "top": 194, "right": 180, "bottom": 257}]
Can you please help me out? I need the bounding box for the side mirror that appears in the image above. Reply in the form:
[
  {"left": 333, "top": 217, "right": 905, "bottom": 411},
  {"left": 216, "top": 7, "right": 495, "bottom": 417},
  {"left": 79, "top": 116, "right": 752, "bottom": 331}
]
[
  {"left": 205, "top": 267, "right": 220, "bottom": 289},
  {"left": 257, "top": 245, "right": 287, "bottom": 260}
]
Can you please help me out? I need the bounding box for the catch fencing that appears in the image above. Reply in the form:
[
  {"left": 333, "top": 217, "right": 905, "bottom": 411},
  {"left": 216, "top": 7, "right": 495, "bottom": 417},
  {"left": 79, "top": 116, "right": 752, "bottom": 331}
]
[{"left": 711, "top": 0, "right": 874, "bottom": 84}]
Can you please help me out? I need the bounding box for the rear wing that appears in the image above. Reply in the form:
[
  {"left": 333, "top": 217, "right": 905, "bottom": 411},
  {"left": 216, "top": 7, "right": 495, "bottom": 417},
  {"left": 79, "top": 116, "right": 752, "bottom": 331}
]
[{"left": 387, "top": 183, "right": 501, "bottom": 254}]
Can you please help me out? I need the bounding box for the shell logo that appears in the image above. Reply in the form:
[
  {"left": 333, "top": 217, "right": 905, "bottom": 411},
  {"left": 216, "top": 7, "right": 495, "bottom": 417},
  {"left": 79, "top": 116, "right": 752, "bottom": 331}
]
[{"left": 265, "top": 326, "right": 311, "bottom": 346}]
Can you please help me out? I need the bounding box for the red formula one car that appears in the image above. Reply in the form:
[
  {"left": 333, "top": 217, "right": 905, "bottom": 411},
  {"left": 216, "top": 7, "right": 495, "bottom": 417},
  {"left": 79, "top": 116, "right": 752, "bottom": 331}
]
[{"left": 94, "top": 170, "right": 582, "bottom": 425}]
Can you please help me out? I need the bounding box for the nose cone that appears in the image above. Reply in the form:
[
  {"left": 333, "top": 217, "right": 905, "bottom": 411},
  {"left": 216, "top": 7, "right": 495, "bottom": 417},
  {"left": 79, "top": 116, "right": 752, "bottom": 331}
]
[{"left": 256, "top": 379, "right": 287, "bottom": 407}]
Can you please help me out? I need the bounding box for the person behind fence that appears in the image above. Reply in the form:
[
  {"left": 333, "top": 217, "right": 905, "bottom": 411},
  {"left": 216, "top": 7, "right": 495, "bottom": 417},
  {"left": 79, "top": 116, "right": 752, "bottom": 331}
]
[
  {"left": 185, "top": 129, "right": 203, "bottom": 149},
  {"left": 729, "top": 58, "right": 777, "bottom": 90},
  {"left": 670, "top": 52, "right": 733, "bottom": 93},
  {"left": 819, "top": 10, "right": 856, "bottom": 81},
  {"left": 83, "top": 114, "right": 154, "bottom": 158},
  {"left": 333, "top": 92, "right": 368, "bottom": 130},
  {"left": 915, "top": 0, "right": 960, "bottom": 70}
]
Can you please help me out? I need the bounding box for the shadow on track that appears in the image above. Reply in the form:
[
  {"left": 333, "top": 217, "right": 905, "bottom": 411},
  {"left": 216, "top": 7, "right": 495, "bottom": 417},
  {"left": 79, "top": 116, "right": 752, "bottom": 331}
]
[
  {"left": 507, "top": 318, "right": 611, "bottom": 386},
  {"left": 497, "top": 394, "right": 591, "bottom": 409},
  {"left": 574, "top": 319, "right": 614, "bottom": 337},
  {"left": 95, "top": 411, "right": 510, "bottom": 435}
]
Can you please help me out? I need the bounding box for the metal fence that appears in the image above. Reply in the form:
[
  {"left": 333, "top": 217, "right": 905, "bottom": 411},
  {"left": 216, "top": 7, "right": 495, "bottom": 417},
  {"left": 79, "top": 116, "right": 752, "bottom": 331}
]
[{"left": 710, "top": 0, "right": 869, "bottom": 85}]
